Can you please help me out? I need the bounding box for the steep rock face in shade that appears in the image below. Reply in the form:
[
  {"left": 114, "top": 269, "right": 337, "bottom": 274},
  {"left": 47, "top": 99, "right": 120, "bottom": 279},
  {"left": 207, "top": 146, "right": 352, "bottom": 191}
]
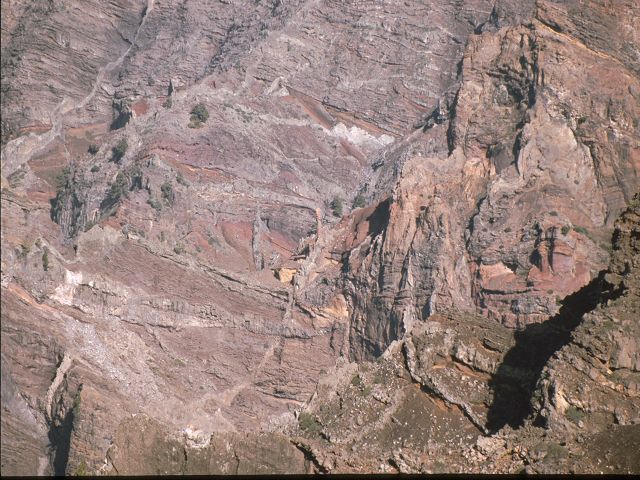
[
  {"left": 1, "top": 0, "right": 638, "bottom": 475},
  {"left": 531, "top": 194, "right": 640, "bottom": 438}
]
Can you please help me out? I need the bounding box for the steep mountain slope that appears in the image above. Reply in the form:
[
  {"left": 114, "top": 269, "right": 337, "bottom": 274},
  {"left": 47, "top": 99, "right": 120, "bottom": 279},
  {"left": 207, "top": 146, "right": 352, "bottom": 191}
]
[
  {"left": 280, "top": 194, "right": 639, "bottom": 475},
  {"left": 103, "top": 193, "right": 638, "bottom": 475},
  {"left": 1, "top": 0, "right": 638, "bottom": 475}
]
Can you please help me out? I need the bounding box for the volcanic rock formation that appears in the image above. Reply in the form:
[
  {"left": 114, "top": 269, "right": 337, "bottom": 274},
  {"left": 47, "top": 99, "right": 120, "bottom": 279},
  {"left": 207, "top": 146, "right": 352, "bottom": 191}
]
[{"left": 1, "top": 0, "right": 639, "bottom": 475}]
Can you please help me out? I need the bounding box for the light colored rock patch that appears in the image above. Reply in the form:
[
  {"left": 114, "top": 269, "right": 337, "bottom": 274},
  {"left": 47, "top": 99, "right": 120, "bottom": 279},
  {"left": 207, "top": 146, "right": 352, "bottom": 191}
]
[
  {"left": 45, "top": 354, "right": 73, "bottom": 420},
  {"left": 51, "top": 269, "right": 83, "bottom": 306},
  {"left": 330, "top": 123, "right": 394, "bottom": 149}
]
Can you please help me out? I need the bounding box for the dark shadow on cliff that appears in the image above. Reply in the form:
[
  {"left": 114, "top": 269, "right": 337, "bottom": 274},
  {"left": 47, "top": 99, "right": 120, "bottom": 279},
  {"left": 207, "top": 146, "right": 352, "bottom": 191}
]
[
  {"left": 48, "top": 407, "right": 75, "bottom": 476},
  {"left": 486, "top": 270, "right": 621, "bottom": 433},
  {"left": 48, "top": 385, "right": 82, "bottom": 476}
]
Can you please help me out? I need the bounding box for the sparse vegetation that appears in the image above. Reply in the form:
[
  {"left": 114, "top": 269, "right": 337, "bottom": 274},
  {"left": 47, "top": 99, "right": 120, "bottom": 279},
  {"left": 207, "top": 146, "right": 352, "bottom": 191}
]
[
  {"left": 331, "top": 196, "right": 343, "bottom": 217},
  {"left": 111, "top": 138, "right": 128, "bottom": 163},
  {"left": 176, "top": 171, "right": 189, "bottom": 186},
  {"left": 55, "top": 166, "right": 73, "bottom": 191},
  {"left": 42, "top": 247, "right": 50, "bottom": 271},
  {"left": 72, "top": 393, "right": 81, "bottom": 417},
  {"left": 19, "top": 242, "right": 31, "bottom": 258},
  {"left": 600, "top": 241, "right": 613, "bottom": 253},
  {"left": 162, "top": 96, "right": 172, "bottom": 109},
  {"left": 106, "top": 172, "right": 128, "bottom": 204},
  {"left": 147, "top": 197, "right": 162, "bottom": 211},
  {"left": 90, "top": 165, "right": 100, "bottom": 173},
  {"left": 161, "top": 180, "right": 175, "bottom": 205},
  {"left": 73, "top": 460, "right": 88, "bottom": 476},
  {"left": 88, "top": 144, "right": 99, "bottom": 155},
  {"left": 350, "top": 375, "right": 362, "bottom": 387},
  {"left": 298, "top": 412, "right": 321, "bottom": 433},
  {"left": 432, "top": 461, "right": 447, "bottom": 474},
  {"left": 50, "top": 166, "right": 88, "bottom": 234},
  {"left": 544, "top": 442, "right": 568, "bottom": 461},
  {"left": 129, "top": 164, "right": 144, "bottom": 191},
  {"left": 549, "top": 210, "right": 558, "bottom": 216},
  {"left": 173, "top": 243, "right": 186, "bottom": 255},
  {"left": 188, "top": 103, "right": 209, "bottom": 128},
  {"left": 353, "top": 193, "right": 366, "bottom": 209},
  {"left": 565, "top": 405, "right": 585, "bottom": 424}
]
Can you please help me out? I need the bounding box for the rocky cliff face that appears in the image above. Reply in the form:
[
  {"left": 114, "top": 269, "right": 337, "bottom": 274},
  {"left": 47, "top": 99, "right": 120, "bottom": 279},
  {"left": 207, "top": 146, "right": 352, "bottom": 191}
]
[
  {"left": 1, "top": 0, "right": 638, "bottom": 475},
  {"left": 338, "top": 0, "right": 639, "bottom": 360}
]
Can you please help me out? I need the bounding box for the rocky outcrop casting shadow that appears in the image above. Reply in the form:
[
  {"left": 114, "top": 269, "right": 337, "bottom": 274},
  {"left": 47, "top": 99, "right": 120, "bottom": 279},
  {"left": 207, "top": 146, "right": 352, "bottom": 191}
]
[
  {"left": 486, "top": 270, "right": 620, "bottom": 433},
  {"left": 48, "top": 408, "right": 74, "bottom": 476}
]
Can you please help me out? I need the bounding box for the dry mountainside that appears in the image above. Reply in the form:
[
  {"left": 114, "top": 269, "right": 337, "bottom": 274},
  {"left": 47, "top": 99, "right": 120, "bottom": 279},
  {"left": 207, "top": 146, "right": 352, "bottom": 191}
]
[{"left": 1, "top": 0, "right": 639, "bottom": 475}]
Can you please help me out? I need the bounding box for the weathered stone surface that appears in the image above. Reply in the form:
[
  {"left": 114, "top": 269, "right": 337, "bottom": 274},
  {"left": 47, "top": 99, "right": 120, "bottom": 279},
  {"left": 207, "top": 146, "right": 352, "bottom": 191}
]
[
  {"left": 531, "top": 194, "right": 640, "bottom": 436},
  {"left": 1, "top": 0, "right": 638, "bottom": 475},
  {"left": 104, "top": 415, "right": 308, "bottom": 475}
]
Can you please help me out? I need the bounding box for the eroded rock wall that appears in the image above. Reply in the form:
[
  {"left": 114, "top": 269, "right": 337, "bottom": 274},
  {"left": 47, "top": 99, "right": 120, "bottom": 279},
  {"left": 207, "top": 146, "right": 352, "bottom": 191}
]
[{"left": 1, "top": 0, "right": 638, "bottom": 475}]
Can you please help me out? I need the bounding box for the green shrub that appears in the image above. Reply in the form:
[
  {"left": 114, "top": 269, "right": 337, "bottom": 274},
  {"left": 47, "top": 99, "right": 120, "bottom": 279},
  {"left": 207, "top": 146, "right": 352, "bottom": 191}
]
[
  {"left": 111, "top": 139, "right": 128, "bottom": 163},
  {"left": 72, "top": 393, "right": 81, "bottom": 417},
  {"left": 188, "top": 103, "right": 209, "bottom": 128},
  {"left": 55, "top": 166, "right": 73, "bottom": 191},
  {"left": 42, "top": 248, "right": 50, "bottom": 271},
  {"left": 298, "top": 412, "right": 321, "bottom": 433},
  {"left": 173, "top": 244, "right": 186, "bottom": 255},
  {"left": 191, "top": 103, "right": 209, "bottom": 122},
  {"left": 331, "top": 196, "right": 343, "bottom": 217},
  {"left": 161, "top": 181, "right": 175, "bottom": 204},
  {"left": 90, "top": 165, "right": 100, "bottom": 173},
  {"left": 20, "top": 242, "right": 31, "bottom": 257},
  {"left": 74, "top": 460, "right": 88, "bottom": 476},
  {"left": 561, "top": 225, "right": 570, "bottom": 235},
  {"left": 50, "top": 167, "right": 74, "bottom": 221},
  {"left": 88, "top": 144, "right": 99, "bottom": 155},
  {"left": 147, "top": 197, "right": 162, "bottom": 211},
  {"left": 573, "top": 226, "right": 588, "bottom": 235},
  {"left": 105, "top": 172, "right": 128, "bottom": 204},
  {"left": 565, "top": 405, "right": 585, "bottom": 424},
  {"left": 129, "top": 165, "right": 144, "bottom": 191},
  {"left": 353, "top": 193, "right": 366, "bottom": 209},
  {"left": 176, "top": 171, "right": 189, "bottom": 186},
  {"left": 549, "top": 210, "right": 558, "bottom": 216}
]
